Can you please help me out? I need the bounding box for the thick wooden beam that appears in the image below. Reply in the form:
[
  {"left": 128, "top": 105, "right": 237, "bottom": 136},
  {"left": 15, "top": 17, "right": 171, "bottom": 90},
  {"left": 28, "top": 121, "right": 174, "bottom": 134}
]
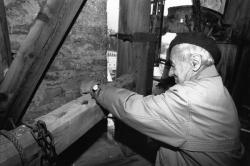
[
  {"left": 0, "top": 0, "right": 11, "bottom": 83},
  {"left": 0, "top": 74, "right": 135, "bottom": 166},
  {"left": 0, "top": 0, "right": 88, "bottom": 128},
  {"left": 117, "top": 0, "right": 154, "bottom": 95},
  {"left": 0, "top": 94, "right": 105, "bottom": 166}
]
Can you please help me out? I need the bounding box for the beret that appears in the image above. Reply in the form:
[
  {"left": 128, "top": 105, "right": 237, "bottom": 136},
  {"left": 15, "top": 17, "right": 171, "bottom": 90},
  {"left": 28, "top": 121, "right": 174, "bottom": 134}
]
[{"left": 169, "top": 32, "right": 221, "bottom": 65}]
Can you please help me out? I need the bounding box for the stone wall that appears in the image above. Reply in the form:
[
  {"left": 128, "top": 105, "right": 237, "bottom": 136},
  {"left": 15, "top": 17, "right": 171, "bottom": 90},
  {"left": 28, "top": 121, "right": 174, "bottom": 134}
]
[{"left": 5, "top": 0, "right": 107, "bottom": 122}]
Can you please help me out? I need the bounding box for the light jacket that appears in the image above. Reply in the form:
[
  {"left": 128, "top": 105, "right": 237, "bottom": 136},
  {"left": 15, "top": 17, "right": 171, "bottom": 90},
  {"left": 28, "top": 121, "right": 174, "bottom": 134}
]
[{"left": 95, "top": 65, "right": 243, "bottom": 166}]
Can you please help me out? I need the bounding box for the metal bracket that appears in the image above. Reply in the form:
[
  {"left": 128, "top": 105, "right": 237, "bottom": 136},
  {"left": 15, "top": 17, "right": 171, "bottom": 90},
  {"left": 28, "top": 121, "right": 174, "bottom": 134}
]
[{"left": 110, "top": 32, "right": 158, "bottom": 43}]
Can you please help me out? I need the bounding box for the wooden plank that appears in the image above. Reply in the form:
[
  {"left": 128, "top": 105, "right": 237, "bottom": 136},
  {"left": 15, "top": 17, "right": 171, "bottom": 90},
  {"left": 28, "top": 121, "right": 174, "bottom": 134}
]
[
  {"left": 0, "top": 0, "right": 88, "bottom": 128},
  {"left": 0, "top": 0, "right": 11, "bottom": 83},
  {"left": 117, "top": 0, "right": 154, "bottom": 95},
  {"left": 0, "top": 74, "right": 135, "bottom": 166}
]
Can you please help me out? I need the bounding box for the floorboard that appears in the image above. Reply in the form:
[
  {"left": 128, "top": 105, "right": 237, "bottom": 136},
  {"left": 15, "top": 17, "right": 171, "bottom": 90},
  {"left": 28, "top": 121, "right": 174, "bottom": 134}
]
[{"left": 72, "top": 132, "right": 153, "bottom": 166}]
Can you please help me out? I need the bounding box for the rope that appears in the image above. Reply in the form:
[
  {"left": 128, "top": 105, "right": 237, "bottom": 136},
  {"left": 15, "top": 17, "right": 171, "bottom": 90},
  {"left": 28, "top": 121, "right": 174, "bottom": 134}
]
[{"left": 0, "top": 130, "right": 26, "bottom": 166}]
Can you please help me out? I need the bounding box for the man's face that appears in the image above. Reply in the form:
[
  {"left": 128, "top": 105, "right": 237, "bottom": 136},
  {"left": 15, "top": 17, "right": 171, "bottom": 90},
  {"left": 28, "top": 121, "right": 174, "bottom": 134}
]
[{"left": 168, "top": 45, "right": 193, "bottom": 84}]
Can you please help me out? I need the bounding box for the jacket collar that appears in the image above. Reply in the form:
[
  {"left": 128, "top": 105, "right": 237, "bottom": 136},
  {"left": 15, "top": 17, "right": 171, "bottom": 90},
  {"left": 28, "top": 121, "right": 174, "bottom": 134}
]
[{"left": 196, "top": 65, "right": 219, "bottom": 80}]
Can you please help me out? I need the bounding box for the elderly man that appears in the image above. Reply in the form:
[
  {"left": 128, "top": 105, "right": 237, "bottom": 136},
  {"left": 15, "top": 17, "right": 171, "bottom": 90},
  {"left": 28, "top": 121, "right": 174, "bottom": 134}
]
[{"left": 91, "top": 32, "right": 243, "bottom": 166}]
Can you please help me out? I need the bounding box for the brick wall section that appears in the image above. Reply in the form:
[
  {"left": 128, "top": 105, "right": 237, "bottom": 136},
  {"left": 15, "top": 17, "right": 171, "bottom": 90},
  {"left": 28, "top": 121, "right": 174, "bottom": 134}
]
[{"left": 5, "top": 0, "right": 107, "bottom": 122}]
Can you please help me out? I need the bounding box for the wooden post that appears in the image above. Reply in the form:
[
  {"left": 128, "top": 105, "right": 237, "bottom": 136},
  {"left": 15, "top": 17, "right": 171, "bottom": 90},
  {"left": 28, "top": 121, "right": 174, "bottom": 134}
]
[
  {"left": 0, "top": 74, "right": 135, "bottom": 166},
  {"left": 0, "top": 0, "right": 88, "bottom": 128},
  {"left": 115, "top": 0, "right": 156, "bottom": 160},
  {"left": 117, "top": 0, "right": 154, "bottom": 95},
  {"left": 0, "top": 0, "right": 12, "bottom": 83}
]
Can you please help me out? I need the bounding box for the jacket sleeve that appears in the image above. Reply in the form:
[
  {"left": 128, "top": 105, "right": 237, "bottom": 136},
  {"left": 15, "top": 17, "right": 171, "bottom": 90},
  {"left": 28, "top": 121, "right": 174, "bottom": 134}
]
[{"left": 95, "top": 85, "right": 190, "bottom": 147}]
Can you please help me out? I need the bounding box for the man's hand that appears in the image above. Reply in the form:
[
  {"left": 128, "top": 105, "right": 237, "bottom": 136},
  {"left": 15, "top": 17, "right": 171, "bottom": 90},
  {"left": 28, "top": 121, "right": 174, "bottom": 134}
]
[{"left": 80, "top": 80, "right": 99, "bottom": 95}]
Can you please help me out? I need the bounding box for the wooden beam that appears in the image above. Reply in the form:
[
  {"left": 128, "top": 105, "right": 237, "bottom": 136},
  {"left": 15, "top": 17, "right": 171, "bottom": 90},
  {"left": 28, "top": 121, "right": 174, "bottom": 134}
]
[
  {"left": 0, "top": 94, "right": 105, "bottom": 166},
  {"left": 0, "top": 74, "right": 135, "bottom": 166},
  {"left": 0, "top": 0, "right": 88, "bottom": 128},
  {"left": 0, "top": 0, "right": 11, "bottom": 83},
  {"left": 117, "top": 0, "right": 154, "bottom": 95}
]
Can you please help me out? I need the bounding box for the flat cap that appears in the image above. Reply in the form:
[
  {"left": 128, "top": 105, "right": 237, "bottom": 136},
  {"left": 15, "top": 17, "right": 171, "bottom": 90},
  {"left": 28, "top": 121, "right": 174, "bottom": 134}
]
[{"left": 169, "top": 32, "right": 221, "bottom": 65}]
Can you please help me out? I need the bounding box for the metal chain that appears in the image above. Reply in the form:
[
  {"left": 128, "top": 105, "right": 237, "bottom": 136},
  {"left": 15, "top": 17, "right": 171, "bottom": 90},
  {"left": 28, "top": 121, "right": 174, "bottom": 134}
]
[
  {"left": 0, "top": 130, "right": 26, "bottom": 166},
  {"left": 24, "top": 120, "right": 57, "bottom": 166}
]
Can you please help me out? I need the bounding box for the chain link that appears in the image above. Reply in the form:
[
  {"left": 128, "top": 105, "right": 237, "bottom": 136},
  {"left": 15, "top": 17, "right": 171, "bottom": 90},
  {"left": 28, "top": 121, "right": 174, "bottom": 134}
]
[{"left": 25, "top": 120, "right": 57, "bottom": 166}]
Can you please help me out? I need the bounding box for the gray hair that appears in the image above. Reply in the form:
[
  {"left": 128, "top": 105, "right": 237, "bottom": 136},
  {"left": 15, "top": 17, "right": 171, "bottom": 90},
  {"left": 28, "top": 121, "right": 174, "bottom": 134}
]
[{"left": 173, "top": 43, "right": 214, "bottom": 66}]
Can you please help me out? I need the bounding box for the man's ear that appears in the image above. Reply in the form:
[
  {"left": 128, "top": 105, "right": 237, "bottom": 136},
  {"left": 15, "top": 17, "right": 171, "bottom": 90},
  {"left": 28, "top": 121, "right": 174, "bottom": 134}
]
[{"left": 191, "top": 54, "right": 201, "bottom": 72}]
